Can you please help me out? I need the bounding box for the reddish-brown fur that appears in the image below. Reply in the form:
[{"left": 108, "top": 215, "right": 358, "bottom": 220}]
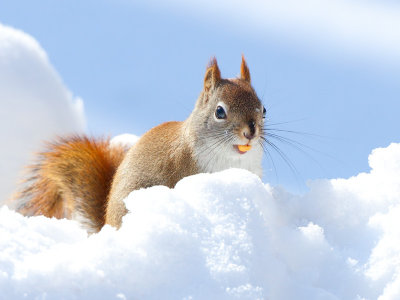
[
  {"left": 11, "top": 136, "right": 125, "bottom": 232},
  {"left": 204, "top": 57, "right": 221, "bottom": 92},
  {"left": 240, "top": 54, "right": 251, "bottom": 83}
]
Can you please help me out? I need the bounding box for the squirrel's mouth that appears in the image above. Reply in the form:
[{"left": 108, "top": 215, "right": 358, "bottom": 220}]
[{"left": 234, "top": 144, "right": 252, "bottom": 154}]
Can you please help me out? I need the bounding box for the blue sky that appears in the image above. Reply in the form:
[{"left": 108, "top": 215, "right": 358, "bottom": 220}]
[{"left": 1, "top": 0, "right": 399, "bottom": 191}]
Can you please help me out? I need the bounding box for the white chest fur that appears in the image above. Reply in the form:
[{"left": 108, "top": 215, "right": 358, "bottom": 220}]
[{"left": 194, "top": 142, "right": 263, "bottom": 178}]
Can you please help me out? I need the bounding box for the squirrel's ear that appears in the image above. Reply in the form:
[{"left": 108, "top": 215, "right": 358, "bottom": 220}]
[
  {"left": 204, "top": 57, "right": 221, "bottom": 92},
  {"left": 240, "top": 55, "right": 251, "bottom": 83}
]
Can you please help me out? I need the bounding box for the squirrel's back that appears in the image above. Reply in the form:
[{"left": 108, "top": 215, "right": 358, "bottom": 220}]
[
  {"left": 11, "top": 136, "right": 125, "bottom": 233},
  {"left": 105, "top": 121, "right": 199, "bottom": 227}
]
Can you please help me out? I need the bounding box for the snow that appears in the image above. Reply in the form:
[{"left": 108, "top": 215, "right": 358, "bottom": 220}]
[
  {"left": 0, "top": 23, "right": 85, "bottom": 203},
  {"left": 1, "top": 143, "right": 400, "bottom": 299},
  {"left": 110, "top": 134, "right": 140, "bottom": 150}
]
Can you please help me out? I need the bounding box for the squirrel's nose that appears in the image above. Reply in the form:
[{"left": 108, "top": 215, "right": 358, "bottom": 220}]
[{"left": 243, "top": 121, "right": 256, "bottom": 140}]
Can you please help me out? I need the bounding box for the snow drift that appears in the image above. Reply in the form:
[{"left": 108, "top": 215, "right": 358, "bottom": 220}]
[
  {"left": 0, "top": 23, "right": 85, "bottom": 203},
  {"left": 1, "top": 143, "right": 400, "bottom": 299}
]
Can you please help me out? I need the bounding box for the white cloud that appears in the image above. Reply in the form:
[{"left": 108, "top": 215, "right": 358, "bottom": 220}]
[
  {"left": 1, "top": 142, "right": 400, "bottom": 299},
  {"left": 146, "top": 0, "right": 400, "bottom": 64},
  {"left": 0, "top": 23, "right": 86, "bottom": 202}
]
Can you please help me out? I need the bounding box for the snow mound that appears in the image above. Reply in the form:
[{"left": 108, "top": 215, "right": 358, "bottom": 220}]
[
  {"left": 110, "top": 134, "right": 140, "bottom": 150},
  {"left": 0, "top": 23, "right": 85, "bottom": 202},
  {"left": 1, "top": 143, "right": 400, "bottom": 299}
]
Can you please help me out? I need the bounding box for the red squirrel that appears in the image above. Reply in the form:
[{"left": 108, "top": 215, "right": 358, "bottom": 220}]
[{"left": 11, "top": 56, "right": 266, "bottom": 233}]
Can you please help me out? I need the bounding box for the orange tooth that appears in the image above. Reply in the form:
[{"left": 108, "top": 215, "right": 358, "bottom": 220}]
[{"left": 237, "top": 145, "right": 252, "bottom": 152}]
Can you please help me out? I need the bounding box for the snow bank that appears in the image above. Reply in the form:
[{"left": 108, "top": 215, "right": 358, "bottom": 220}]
[
  {"left": 110, "top": 134, "right": 140, "bottom": 150},
  {"left": 1, "top": 143, "right": 400, "bottom": 299},
  {"left": 0, "top": 23, "right": 85, "bottom": 202}
]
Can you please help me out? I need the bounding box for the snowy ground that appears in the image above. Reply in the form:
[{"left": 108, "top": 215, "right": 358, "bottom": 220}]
[
  {"left": 1, "top": 143, "right": 400, "bottom": 299},
  {"left": 0, "top": 23, "right": 85, "bottom": 202}
]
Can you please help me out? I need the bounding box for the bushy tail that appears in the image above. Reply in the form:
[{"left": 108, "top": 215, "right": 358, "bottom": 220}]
[{"left": 10, "top": 136, "right": 126, "bottom": 233}]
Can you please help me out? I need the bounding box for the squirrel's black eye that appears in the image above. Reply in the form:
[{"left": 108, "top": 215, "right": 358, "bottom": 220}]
[
  {"left": 215, "top": 106, "right": 227, "bottom": 119},
  {"left": 262, "top": 106, "right": 266, "bottom": 118}
]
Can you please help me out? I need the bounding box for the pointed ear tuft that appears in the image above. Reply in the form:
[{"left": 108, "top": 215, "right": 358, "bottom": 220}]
[
  {"left": 240, "top": 55, "right": 251, "bottom": 83},
  {"left": 204, "top": 57, "right": 221, "bottom": 91}
]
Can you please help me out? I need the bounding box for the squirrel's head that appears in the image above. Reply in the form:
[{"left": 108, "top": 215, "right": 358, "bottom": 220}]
[{"left": 191, "top": 56, "right": 265, "bottom": 157}]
